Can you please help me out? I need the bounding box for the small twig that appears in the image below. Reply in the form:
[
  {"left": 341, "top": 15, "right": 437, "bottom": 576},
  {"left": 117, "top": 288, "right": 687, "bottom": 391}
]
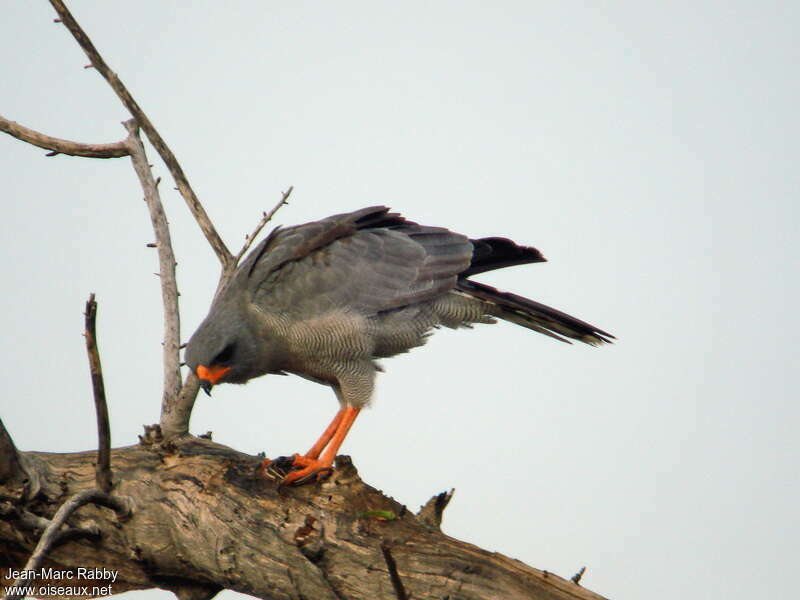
[
  {"left": 49, "top": 0, "right": 233, "bottom": 267},
  {"left": 380, "top": 544, "right": 409, "bottom": 600},
  {"left": 233, "top": 186, "right": 294, "bottom": 265},
  {"left": 0, "top": 113, "right": 128, "bottom": 158},
  {"left": 122, "top": 121, "right": 183, "bottom": 433},
  {"left": 6, "top": 489, "right": 131, "bottom": 600},
  {"left": 84, "top": 294, "right": 112, "bottom": 493},
  {"left": 570, "top": 566, "right": 587, "bottom": 585}
]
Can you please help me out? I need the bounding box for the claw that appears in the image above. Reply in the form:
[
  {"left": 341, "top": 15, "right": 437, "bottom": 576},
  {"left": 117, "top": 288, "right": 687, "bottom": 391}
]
[
  {"left": 257, "top": 455, "right": 333, "bottom": 486},
  {"left": 283, "top": 465, "right": 333, "bottom": 486},
  {"left": 257, "top": 455, "right": 296, "bottom": 481},
  {"left": 255, "top": 406, "right": 361, "bottom": 487},
  {"left": 282, "top": 454, "right": 334, "bottom": 486}
]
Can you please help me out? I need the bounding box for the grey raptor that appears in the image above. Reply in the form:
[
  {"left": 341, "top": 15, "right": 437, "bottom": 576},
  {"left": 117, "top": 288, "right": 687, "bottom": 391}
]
[{"left": 185, "top": 206, "right": 613, "bottom": 485}]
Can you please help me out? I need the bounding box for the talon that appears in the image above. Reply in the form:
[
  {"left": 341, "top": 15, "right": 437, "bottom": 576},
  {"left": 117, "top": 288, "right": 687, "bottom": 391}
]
[
  {"left": 258, "top": 456, "right": 295, "bottom": 481},
  {"left": 282, "top": 460, "right": 334, "bottom": 486},
  {"left": 257, "top": 406, "right": 361, "bottom": 487}
]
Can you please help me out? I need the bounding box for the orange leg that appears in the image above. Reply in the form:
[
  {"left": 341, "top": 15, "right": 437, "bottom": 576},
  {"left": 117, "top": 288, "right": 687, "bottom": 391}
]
[
  {"left": 303, "top": 407, "right": 345, "bottom": 460},
  {"left": 282, "top": 406, "right": 361, "bottom": 486}
]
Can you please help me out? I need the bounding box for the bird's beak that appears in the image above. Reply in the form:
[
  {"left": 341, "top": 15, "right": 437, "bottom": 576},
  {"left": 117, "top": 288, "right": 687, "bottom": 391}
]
[{"left": 196, "top": 364, "right": 231, "bottom": 396}]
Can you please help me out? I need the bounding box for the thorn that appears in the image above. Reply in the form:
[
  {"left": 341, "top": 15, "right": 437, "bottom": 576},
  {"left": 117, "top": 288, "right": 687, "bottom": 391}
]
[
  {"left": 146, "top": 243, "right": 157, "bottom": 248},
  {"left": 45, "top": 150, "right": 60, "bottom": 157},
  {"left": 54, "top": 18, "right": 62, "bottom": 23},
  {"left": 83, "top": 64, "right": 94, "bottom": 69},
  {"left": 179, "top": 343, "right": 187, "bottom": 349},
  {"left": 153, "top": 273, "right": 161, "bottom": 277},
  {"left": 155, "top": 176, "right": 161, "bottom": 186},
  {"left": 179, "top": 361, "right": 186, "bottom": 367}
]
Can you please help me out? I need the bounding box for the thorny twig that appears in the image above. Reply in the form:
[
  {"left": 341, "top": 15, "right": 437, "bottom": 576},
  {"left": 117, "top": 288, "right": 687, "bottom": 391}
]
[
  {"left": 234, "top": 186, "right": 294, "bottom": 265},
  {"left": 121, "top": 120, "right": 183, "bottom": 432}
]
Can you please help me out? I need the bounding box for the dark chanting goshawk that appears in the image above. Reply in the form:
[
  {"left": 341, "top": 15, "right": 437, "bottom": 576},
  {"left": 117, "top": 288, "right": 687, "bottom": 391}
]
[{"left": 185, "top": 206, "right": 613, "bottom": 485}]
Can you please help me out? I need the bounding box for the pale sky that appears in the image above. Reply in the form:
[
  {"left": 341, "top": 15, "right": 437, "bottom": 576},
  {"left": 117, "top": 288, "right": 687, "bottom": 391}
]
[{"left": 2, "top": 2, "right": 798, "bottom": 600}]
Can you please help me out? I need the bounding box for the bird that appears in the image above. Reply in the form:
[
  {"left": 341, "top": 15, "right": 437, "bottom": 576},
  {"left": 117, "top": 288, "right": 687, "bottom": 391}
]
[{"left": 184, "top": 206, "right": 613, "bottom": 485}]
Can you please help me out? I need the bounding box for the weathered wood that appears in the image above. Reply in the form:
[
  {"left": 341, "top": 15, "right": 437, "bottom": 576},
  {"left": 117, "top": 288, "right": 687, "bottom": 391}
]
[{"left": 0, "top": 436, "right": 608, "bottom": 600}]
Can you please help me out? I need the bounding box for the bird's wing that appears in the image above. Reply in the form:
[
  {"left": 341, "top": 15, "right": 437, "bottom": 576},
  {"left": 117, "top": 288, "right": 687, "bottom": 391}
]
[{"left": 243, "top": 207, "right": 474, "bottom": 316}]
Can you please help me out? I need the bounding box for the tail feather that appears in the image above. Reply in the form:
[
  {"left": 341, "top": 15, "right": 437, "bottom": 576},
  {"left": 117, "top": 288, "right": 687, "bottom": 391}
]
[
  {"left": 457, "top": 279, "right": 614, "bottom": 345},
  {"left": 464, "top": 237, "right": 546, "bottom": 277}
]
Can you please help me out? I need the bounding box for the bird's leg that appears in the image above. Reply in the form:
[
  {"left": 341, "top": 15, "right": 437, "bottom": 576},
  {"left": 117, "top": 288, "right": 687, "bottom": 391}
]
[
  {"left": 282, "top": 406, "right": 361, "bottom": 486},
  {"left": 259, "top": 372, "right": 372, "bottom": 485},
  {"left": 258, "top": 406, "right": 344, "bottom": 480},
  {"left": 302, "top": 407, "right": 346, "bottom": 460}
]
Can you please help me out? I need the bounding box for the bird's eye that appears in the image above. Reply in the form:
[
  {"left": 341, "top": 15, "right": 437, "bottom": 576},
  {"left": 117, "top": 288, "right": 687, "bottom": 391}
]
[{"left": 212, "top": 344, "right": 235, "bottom": 365}]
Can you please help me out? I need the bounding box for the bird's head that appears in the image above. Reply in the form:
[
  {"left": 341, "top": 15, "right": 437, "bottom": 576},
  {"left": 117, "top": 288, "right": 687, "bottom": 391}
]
[{"left": 184, "top": 309, "right": 269, "bottom": 395}]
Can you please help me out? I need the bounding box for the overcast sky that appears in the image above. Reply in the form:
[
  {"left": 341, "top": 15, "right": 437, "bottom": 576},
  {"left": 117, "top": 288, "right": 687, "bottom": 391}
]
[{"left": 2, "top": 2, "right": 798, "bottom": 599}]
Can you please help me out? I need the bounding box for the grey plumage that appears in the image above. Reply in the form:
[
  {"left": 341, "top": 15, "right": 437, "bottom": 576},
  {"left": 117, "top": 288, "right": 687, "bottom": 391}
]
[
  {"left": 184, "top": 206, "right": 613, "bottom": 484},
  {"left": 185, "top": 206, "right": 612, "bottom": 409}
]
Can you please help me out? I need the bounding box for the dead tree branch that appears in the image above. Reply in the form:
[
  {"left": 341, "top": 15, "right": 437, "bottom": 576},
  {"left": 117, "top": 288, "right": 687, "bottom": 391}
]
[
  {"left": 39, "top": 0, "right": 294, "bottom": 441},
  {"left": 0, "top": 441, "right": 606, "bottom": 600},
  {"left": 49, "top": 0, "right": 233, "bottom": 268},
  {"left": 0, "top": 114, "right": 128, "bottom": 158},
  {"left": 3, "top": 294, "right": 133, "bottom": 599},
  {"left": 121, "top": 120, "right": 184, "bottom": 436},
  {"left": 83, "top": 294, "right": 112, "bottom": 493}
]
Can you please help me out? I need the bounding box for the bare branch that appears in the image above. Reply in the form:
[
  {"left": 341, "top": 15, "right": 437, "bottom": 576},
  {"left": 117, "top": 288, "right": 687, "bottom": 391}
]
[
  {"left": 233, "top": 186, "right": 294, "bottom": 265},
  {"left": 3, "top": 442, "right": 608, "bottom": 600},
  {"left": 121, "top": 121, "right": 183, "bottom": 431},
  {"left": 0, "top": 113, "right": 128, "bottom": 158},
  {"left": 6, "top": 489, "right": 131, "bottom": 600},
  {"left": 48, "top": 0, "right": 233, "bottom": 267},
  {"left": 83, "top": 293, "right": 112, "bottom": 493}
]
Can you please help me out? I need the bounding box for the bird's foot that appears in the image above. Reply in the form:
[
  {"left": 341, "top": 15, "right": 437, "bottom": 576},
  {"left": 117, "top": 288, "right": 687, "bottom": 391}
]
[{"left": 258, "top": 454, "right": 333, "bottom": 486}]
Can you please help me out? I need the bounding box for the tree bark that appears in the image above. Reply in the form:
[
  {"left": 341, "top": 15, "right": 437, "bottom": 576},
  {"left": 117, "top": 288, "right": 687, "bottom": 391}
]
[{"left": 0, "top": 435, "right": 608, "bottom": 600}]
